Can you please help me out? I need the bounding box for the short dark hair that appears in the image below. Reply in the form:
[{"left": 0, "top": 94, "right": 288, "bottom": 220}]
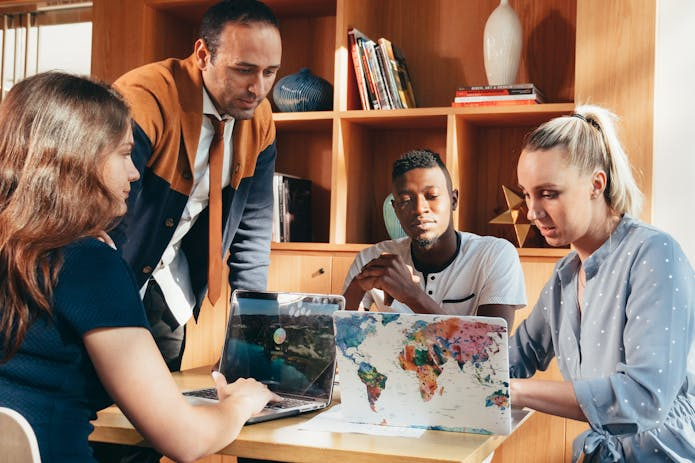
[
  {"left": 199, "top": 0, "right": 279, "bottom": 60},
  {"left": 392, "top": 149, "right": 452, "bottom": 190}
]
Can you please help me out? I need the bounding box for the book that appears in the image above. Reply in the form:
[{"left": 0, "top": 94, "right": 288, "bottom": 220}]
[
  {"left": 457, "top": 83, "right": 538, "bottom": 92},
  {"left": 378, "top": 38, "right": 410, "bottom": 108},
  {"left": 454, "top": 93, "right": 543, "bottom": 103},
  {"left": 451, "top": 99, "right": 540, "bottom": 107},
  {"left": 348, "top": 28, "right": 372, "bottom": 110},
  {"left": 362, "top": 39, "right": 393, "bottom": 110},
  {"left": 356, "top": 36, "right": 380, "bottom": 109},
  {"left": 272, "top": 173, "right": 282, "bottom": 242},
  {"left": 374, "top": 40, "right": 403, "bottom": 109},
  {"left": 346, "top": 29, "right": 416, "bottom": 110},
  {"left": 273, "top": 173, "right": 312, "bottom": 242},
  {"left": 390, "top": 40, "right": 416, "bottom": 108},
  {"left": 455, "top": 87, "right": 536, "bottom": 97},
  {"left": 455, "top": 83, "right": 544, "bottom": 100}
]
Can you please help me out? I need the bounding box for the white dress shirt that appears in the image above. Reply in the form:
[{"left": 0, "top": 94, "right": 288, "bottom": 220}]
[{"left": 140, "top": 88, "right": 235, "bottom": 326}]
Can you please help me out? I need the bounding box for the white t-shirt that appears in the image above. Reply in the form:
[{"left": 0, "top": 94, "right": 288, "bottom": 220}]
[{"left": 343, "top": 231, "right": 527, "bottom": 315}]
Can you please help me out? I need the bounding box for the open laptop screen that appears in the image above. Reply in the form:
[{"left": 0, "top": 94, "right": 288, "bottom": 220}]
[{"left": 220, "top": 291, "right": 341, "bottom": 400}]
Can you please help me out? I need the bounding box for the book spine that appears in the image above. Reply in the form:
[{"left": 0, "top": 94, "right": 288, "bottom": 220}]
[
  {"left": 272, "top": 173, "right": 281, "bottom": 242},
  {"left": 455, "top": 87, "right": 535, "bottom": 97},
  {"left": 363, "top": 39, "right": 392, "bottom": 110},
  {"left": 380, "top": 38, "right": 409, "bottom": 108},
  {"left": 454, "top": 93, "right": 541, "bottom": 103},
  {"left": 348, "top": 29, "right": 371, "bottom": 110},
  {"left": 375, "top": 40, "right": 403, "bottom": 109},
  {"left": 451, "top": 99, "right": 539, "bottom": 107},
  {"left": 281, "top": 176, "right": 289, "bottom": 242},
  {"left": 458, "top": 83, "right": 536, "bottom": 91},
  {"left": 392, "top": 43, "right": 416, "bottom": 108},
  {"left": 357, "top": 37, "right": 380, "bottom": 110}
]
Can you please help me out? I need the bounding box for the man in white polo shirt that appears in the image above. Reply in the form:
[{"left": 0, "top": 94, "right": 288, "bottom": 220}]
[{"left": 343, "top": 149, "right": 526, "bottom": 328}]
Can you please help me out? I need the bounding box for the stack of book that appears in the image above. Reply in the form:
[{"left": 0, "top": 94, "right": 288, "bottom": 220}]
[
  {"left": 452, "top": 83, "right": 544, "bottom": 107},
  {"left": 272, "top": 173, "right": 312, "bottom": 242},
  {"left": 348, "top": 27, "right": 416, "bottom": 110}
]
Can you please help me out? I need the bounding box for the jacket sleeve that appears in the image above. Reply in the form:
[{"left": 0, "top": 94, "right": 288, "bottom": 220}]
[
  {"left": 226, "top": 140, "right": 277, "bottom": 291},
  {"left": 110, "top": 122, "right": 153, "bottom": 249}
]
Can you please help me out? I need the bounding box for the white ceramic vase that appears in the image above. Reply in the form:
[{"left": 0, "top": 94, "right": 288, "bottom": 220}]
[{"left": 483, "top": 0, "right": 522, "bottom": 86}]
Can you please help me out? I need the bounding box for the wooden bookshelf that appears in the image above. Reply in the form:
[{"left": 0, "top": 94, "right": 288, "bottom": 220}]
[{"left": 92, "top": 0, "right": 654, "bottom": 254}]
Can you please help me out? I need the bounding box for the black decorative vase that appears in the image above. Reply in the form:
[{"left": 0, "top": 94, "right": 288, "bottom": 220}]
[{"left": 272, "top": 68, "right": 333, "bottom": 112}]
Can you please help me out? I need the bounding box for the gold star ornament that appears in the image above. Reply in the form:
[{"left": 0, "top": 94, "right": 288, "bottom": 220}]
[{"left": 489, "top": 186, "right": 533, "bottom": 247}]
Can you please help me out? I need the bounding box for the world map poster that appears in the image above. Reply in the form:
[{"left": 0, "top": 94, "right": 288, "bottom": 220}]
[{"left": 333, "top": 312, "right": 511, "bottom": 434}]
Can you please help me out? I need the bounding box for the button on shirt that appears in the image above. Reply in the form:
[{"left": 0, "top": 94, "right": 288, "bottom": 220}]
[{"left": 141, "top": 88, "right": 235, "bottom": 326}]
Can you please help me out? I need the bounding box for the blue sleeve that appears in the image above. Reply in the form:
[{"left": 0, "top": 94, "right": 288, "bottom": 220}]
[
  {"left": 572, "top": 233, "right": 695, "bottom": 433},
  {"left": 509, "top": 277, "right": 557, "bottom": 378},
  {"left": 227, "top": 140, "right": 276, "bottom": 291},
  {"left": 54, "top": 239, "right": 148, "bottom": 334},
  {"left": 110, "top": 121, "right": 153, "bottom": 249}
]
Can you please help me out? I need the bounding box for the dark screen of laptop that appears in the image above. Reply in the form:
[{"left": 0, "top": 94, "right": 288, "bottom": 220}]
[{"left": 220, "top": 294, "right": 339, "bottom": 399}]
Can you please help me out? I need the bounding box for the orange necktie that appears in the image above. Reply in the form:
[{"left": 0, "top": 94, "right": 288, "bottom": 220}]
[{"left": 207, "top": 116, "right": 225, "bottom": 305}]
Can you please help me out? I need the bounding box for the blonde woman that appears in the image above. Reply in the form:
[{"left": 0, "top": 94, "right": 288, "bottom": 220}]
[{"left": 511, "top": 105, "right": 695, "bottom": 462}]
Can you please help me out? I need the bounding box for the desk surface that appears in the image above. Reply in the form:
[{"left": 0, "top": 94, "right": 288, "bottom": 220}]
[{"left": 90, "top": 366, "right": 530, "bottom": 463}]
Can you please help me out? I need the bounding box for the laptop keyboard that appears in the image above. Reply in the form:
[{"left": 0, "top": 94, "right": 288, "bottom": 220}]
[
  {"left": 265, "top": 397, "right": 308, "bottom": 409},
  {"left": 183, "top": 388, "right": 218, "bottom": 400},
  {"left": 183, "top": 388, "right": 311, "bottom": 410}
]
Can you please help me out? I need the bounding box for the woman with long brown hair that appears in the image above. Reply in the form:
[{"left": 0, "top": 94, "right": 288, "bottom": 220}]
[{"left": 0, "top": 72, "right": 277, "bottom": 463}]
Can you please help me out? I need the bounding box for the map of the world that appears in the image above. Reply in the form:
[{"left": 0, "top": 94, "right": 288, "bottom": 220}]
[{"left": 333, "top": 312, "right": 511, "bottom": 434}]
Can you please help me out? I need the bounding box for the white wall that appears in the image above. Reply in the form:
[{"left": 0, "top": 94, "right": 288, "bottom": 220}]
[{"left": 653, "top": 0, "right": 695, "bottom": 263}]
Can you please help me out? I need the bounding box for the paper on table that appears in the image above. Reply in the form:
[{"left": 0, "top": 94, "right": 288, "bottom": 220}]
[{"left": 298, "top": 405, "right": 426, "bottom": 438}]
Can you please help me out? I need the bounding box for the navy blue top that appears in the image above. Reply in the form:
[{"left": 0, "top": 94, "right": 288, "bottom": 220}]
[{"left": 0, "top": 238, "right": 148, "bottom": 462}]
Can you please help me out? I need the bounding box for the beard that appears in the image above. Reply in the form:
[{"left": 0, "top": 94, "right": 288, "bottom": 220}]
[
  {"left": 413, "top": 234, "right": 438, "bottom": 249},
  {"left": 225, "top": 105, "right": 256, "bottom": 121}
]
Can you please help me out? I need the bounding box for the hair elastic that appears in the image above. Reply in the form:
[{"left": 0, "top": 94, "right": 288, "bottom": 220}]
[{"left": 571, "top": 112, "right": 600, "bottom": 129}]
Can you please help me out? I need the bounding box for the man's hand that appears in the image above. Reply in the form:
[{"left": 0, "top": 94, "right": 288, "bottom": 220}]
[{"left": 354, "top": 253, "right": 421, "bottom": 306}]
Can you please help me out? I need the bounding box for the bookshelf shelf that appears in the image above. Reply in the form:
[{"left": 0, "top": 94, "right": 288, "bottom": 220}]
[
  {"left": 453, "top": 103, "right": 575, "bottom": 126},
  {"left": 273, "top": 112, "right": 334, "bottom": 131},
  {"left": 340, "top": 108, "right": 449, "bottom": 129}
]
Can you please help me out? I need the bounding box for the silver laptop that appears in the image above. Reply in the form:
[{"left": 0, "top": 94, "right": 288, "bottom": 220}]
[
  {"left": 333, "top": 311, "right": 512, "bottom": 434},
  {"left": 184, "top": 290, "right": 344, "bottom": 424}
]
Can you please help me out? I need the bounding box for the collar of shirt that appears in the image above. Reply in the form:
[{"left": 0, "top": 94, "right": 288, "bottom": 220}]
[
  {"left": 582, "top": 214, "right": 632, "bottom": 280},
  {"left": 202, "top": 87, "right": 233, "bottom": 123}
]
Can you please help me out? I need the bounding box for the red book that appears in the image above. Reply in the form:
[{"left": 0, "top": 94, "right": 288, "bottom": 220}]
[
  {"left": 454, "top": 94, "right": 542, "bottom": 103},
  {"left": 455, "top": 88, "right": 535, "bottom": 97},
  {"left": 348, "top": 28, "right": 372, "bottom": 110},
  {"left": 455, "top": 83, "right": 544, "bottom": 101},
  {"left": 451, "top": 99, "right": 540, "bottom": 107}
]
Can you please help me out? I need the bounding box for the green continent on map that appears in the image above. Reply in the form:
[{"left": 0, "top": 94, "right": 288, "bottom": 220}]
[
  {"left": 357, "top": 362, "right": 388, "bottom": 411},
  {"left": 398, "top": 318, "right": 506, "bottom": 401}
]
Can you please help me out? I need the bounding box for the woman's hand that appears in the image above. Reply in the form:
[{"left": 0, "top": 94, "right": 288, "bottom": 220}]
[{"left": 212, "top": 371, "right": 281, "bottom": 416}]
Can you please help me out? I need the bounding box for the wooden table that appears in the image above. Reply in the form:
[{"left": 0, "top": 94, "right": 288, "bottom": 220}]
[{"left": 90, "top": 366, "right": 531, "bottom": 463}]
